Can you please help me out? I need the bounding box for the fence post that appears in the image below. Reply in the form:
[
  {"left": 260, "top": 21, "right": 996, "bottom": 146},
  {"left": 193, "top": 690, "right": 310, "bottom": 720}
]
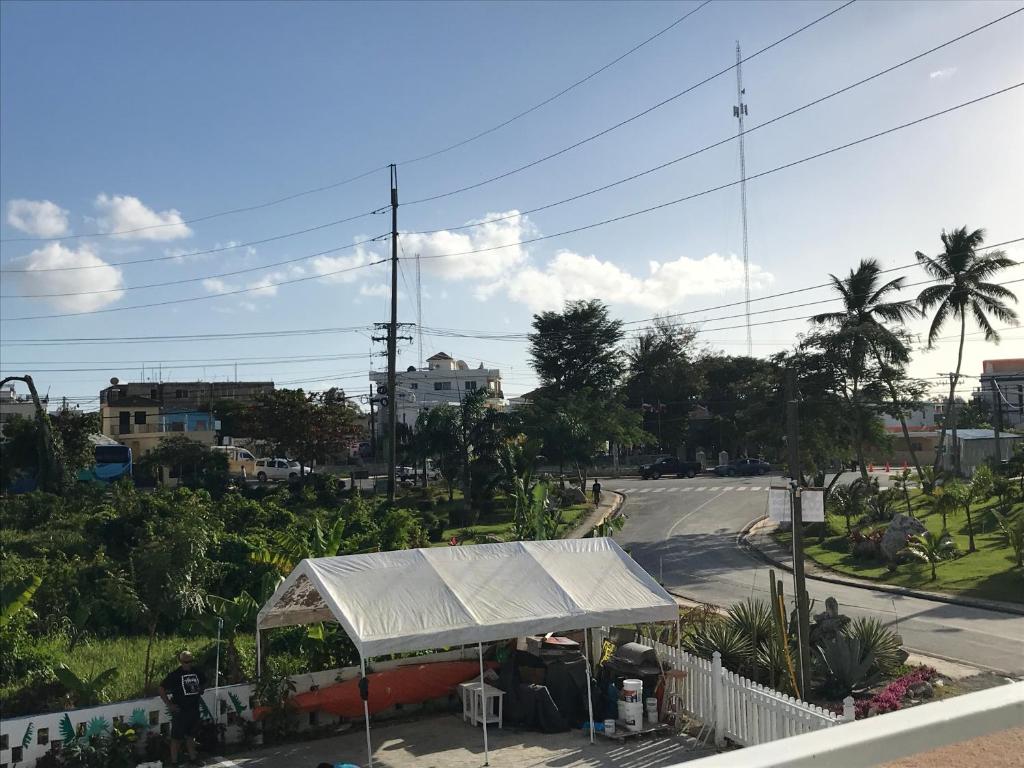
[
  {"left": 712, "top": 651, "right": 726, "bottom": 746},
  {"left": 842, "top": 696, "right": 856, "bottom": 723}
]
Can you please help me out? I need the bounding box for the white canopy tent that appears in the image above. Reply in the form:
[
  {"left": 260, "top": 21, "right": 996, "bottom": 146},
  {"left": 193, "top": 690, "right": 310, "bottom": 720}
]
[{"left": 256, "top": 538, "right": 677, "bottom": 766}]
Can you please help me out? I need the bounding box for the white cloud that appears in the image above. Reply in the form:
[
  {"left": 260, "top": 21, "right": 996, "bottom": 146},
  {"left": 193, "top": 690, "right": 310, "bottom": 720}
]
[
  {"left": 94, "top": 194, "right": 192, "bottom": 240},
  {"left": 359, "top": 283, "right": 390, "bottom": 297},
  {"left": 6, "top": 199, "right": 70, "bottom": 237},
  {"left": 929, "top": 67, "right": 957, "bottom": 80},
  {"left": 401, "top": 211, "right": 534, "bottom": 281},
  {"left": 200, "top": 266, "right": 305, "bottom": 302},
  {"left": 308, "top": 246, "right": 378, "bottom": 284},
  {"left": 502, "top": 250, "right": 773, "bottom": 312},
  {"left": 202, "top": 277, "right": 229, "bottom": 294},
  {"left": 13, "top": 242, "right": 124, "bottom": 311}
]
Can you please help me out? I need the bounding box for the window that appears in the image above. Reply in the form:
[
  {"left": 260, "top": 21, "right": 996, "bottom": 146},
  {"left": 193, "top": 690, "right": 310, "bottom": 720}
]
[
  {"left": 240, "top": 451, "right": 254, "bottom": 461},
  {"left": 37, "top": 728, "right": 49, "bottom": 745},
  {"left": 134, "top": 411, "right": 147, "bottom": 425},
  {"left": 409, "top": 383, "right": 418, "bottom": 390},
  {"left": 194, "top": 419, "right": 208, "bottom": 430},
  {"left": 256, "top": 460, "right": 266, "bottom": 467},
  {"left": 118, "top": 411, "right": 131, "bottom": 434},
  {"left": 150, "top": 388, "right": 158, "bottom": 399},
  {"left": 175, "top": 389, "right": 188, "bottom": 399},
  {"left": 465, "top": 381, "right": 477, "bottom": 391},
  {"left": 170, "top": 421, "right": 185, "bottom": 432},
  {"left": 434, "top": 381, "right": 452, "bottom": 391}
]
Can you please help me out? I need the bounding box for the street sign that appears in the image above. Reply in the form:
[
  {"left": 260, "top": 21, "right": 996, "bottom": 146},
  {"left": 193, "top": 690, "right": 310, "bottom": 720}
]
[
  {"left": 801, "top": 488, "right": 825, "bottom": 522},
  {"left": 768, "top": 486, "right": 791, "bottom": 522}
]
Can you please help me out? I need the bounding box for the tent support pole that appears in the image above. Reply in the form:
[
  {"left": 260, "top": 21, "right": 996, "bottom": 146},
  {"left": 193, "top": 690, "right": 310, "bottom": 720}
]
[
  {"left": 584, "top": 628, "right": 595, "bottom": 744},
  {"left": 361, "top": 655, "right": 373, "bottom": 768},
  {"left": 255, "top": 628, "right": 262, "bottom": 679},
  {"left": 478, "top": 642, "right": 489, "bottom": 766}
]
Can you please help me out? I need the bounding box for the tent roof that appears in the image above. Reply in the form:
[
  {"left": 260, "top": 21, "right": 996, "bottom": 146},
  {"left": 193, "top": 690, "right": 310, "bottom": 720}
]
[{"left": 256, "top": 538, "right": 677, "bottom": 657}]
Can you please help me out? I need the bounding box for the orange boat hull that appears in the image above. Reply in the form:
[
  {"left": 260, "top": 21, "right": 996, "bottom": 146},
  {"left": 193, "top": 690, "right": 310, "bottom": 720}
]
[{"left": 255, "top": 660, "right": 495, "bottom": 719}]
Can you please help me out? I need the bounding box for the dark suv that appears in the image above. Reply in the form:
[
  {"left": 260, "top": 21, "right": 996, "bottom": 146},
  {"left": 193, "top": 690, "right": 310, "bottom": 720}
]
[
  {"left": 714, "top": 458, "right": 772, "bottom": 477},
  {"left": 639, "top": 456, "right": 703, "bottom": 479}
]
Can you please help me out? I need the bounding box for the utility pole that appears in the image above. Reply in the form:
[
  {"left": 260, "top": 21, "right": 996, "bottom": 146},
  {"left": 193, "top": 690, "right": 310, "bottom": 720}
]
[
  {"left": 387, "top": 164, "right": 399, "bottom": 503},
  {"left": 368, "top": 386, "right": 377, "bottom": 460},
  {"left": 992, "top": 376, "right": 1003, "bottom": 467},
  {"left": 733, "top": 41, "right": 752, "bottom": 356},
  {"left": 949, "top": 372, "right": 961, "bottom": 476},
  {"left": 785, "top": 367, "right": 812, "bottom": 698}
]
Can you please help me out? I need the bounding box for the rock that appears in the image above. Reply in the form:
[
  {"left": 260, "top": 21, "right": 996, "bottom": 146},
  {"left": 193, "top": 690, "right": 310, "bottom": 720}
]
[
  {"left": 933, "top": 678, "right": 945, "bottom": 688},
  {"left": 560, "top": 486, "right": 587, "bottom": 505},
  {"left": 881, "top": 514, "right": 928, "bottom": 562},
  {"left": 908, "top": 681, "right": 933, "bottom": 699}
]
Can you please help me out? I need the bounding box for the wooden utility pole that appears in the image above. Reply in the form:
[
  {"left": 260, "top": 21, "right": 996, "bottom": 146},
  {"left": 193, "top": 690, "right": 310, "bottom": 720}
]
[
  {"left": 785, "top": 367, "right": 812, "bottom": 698},
  {"left": 387, "top": 164, "right": 399, "bottom": 503},
  {"left": 949, "top": 371, "right": 961, "bottom": 476}
]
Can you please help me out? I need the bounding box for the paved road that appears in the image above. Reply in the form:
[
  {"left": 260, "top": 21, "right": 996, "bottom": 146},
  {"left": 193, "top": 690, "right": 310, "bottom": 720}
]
[{"left": 611, "top": 475, "right": 1024, "bottom": 676}]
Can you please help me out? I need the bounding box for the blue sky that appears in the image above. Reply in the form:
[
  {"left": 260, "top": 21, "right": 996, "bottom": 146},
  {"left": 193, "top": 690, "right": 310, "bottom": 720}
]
[{"left": 1, "top": 0, "right": 1022, "bottom": 408}]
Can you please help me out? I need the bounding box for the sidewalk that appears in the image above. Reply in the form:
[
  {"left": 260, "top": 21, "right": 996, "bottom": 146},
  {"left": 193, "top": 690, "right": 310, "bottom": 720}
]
[
  {"left": 568, "top": 491, "right": 624, "bottom": 538},
  {"left": 742, "top": 515, "right": 1024, "bottom": 617}
]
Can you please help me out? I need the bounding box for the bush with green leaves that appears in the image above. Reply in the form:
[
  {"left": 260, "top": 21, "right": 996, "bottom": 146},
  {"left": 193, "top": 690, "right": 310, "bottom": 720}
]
[
  {"left": 683, "top": 616, "right": 754, "bottom": 673},
  {"left": 814, "top": 635, "right": 880, "bottom": 698},
  {"left": 844, "top": 617, "right": 905, "bottom": 676}
]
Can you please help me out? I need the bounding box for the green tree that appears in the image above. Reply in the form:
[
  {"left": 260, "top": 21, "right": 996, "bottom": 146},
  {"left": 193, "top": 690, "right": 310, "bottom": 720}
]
[
  {"left": 192, "top": 591, "right": 259, "bottom": 683},
  {"left": 903, "top": 532, "right": 956, "bottom": 581},
  {"left": 251, "top": 388, "right": 360, "bottom": 474},
  {"left": 416, "top": 405, "right": 462, "bottom": 501},
  {"left": 915, "top": 227, "right": 1018, "bottom": 474},
  {"left": 811, "top": 259, "right": 922, "bottom": 481},
  {"left": 529, "top": 299, "right": 624, "bottom": 395},
  {"left": 137, "top": 436, "right": 229, "bottom": 491}
]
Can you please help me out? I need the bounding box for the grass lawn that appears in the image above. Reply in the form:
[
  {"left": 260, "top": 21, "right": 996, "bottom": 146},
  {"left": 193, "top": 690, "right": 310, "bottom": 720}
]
[
  {"left": 775, "top": 490, "right": 1024, "bottom": 605},
  {"left": 432, "top": 502, "right": 592, "bottom": 546}
]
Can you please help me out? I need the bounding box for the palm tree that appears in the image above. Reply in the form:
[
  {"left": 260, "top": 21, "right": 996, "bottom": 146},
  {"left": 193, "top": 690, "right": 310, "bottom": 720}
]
[
  {"left": 916, "top": 227, "right": 1018, "bottom": 475},
  {"left": 812, "top": 259, "right": 923, "bottom": 481},
  {"left": 903, "top": 532, "right": 956, "bottom": 581}
]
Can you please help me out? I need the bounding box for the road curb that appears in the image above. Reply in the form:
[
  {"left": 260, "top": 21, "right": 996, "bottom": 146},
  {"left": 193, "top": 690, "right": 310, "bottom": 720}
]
[
  {"left": 739, "top": 515, "right": 1024, "bottom": 617},
  {"left": 569, "top": 491, "right": 624, "bottom": 538}
]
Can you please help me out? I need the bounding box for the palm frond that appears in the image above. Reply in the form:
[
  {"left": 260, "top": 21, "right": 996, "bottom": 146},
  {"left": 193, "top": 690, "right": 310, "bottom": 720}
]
[
  {"left": 915, "top": 251, "right": 949, "bottom": 280},
  {"left": 925, "top": 298, "right": 952, "bottom": 346}
]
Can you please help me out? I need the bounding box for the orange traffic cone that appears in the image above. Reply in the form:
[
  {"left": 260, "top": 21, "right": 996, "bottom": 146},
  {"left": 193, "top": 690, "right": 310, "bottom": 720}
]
[
  {"left": 885, "top": 462, "right": 891, "bottom": 472},
  {"left": 868, "top": 462, "right": 874, "bottom": 472}
]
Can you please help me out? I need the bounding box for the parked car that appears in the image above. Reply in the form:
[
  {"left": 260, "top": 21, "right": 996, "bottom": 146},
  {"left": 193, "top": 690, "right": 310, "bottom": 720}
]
[
  {"left": 211, "top": 445, "right": 257, "bottom": 478},
  {"left": 639, "top": 456, "right": 703, "bottom": 479},
  {"left": 255, "top": 457, "right": 313, "bottom": 482},
  {"left": 715, "top": 458, "right": 772, "bottom": 477}
]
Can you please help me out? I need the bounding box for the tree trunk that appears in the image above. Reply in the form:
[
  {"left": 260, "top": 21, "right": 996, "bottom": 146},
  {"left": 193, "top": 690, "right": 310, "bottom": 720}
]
[
  {"left": 934, "top": 313, "right": 967, "bottom": 474},
  {"left": 964, "top": 503, "right": 976, "bottom": 553},
  {"left": 930, "top": 561, "right": 936, "bottom": 580},
  {"left": 144, "top": 621, "right": 157, "bottom": 693}
]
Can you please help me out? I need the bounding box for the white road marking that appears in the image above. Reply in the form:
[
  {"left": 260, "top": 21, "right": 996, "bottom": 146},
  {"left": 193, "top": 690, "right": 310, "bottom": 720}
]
[
  {"left": 665, "top": 487, "right": 680, "bottom": 492},
  {"left": 695, "top": 486, "right": 707, "bottom": 491},
  {"left": 681, "top": 487, "right": 694, "bottom": 492},
  {"left": 667, "top": 488, "right": 730, "bottom": 538},
  {"left": 614, "top": 488, "right": 627, "bottom": 493},
  {"left": 723, "top": 486, "right": 735, "bottom": 491},
  {"left": 652, "top": 488, "right": 666, "bottom": 493}
]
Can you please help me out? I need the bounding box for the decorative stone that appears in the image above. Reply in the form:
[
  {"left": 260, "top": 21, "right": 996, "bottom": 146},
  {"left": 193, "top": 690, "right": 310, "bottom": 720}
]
[
  {"left": 561, "top": 486, "right": 587, "bottom": 505},
  {"left": 881, "top": 514, "right": 928, "bottom": 562},
  {"left": 908, "top": 681, "right": 933, "bottom": 699}
]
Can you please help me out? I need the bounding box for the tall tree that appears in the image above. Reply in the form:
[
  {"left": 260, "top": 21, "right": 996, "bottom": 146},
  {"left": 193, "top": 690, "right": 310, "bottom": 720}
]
[
  {"left": 529, "top": 300, "right": 624, "bottom": 395},
  {"left": 251, "top": 388, "right": 360, "bottom": 473},
  {"left": 811, "top": 259, "right": 925, "bottom": 482},
  {"left": 915, "top": 227, "right": 1018, "bottom": 474},
  {"left": 624, "top": 319, "right": 700, "bottom": 450}
]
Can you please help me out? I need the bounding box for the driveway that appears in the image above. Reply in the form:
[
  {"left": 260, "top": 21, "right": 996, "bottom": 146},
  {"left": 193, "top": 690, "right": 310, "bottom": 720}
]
[{"left": 610, "top": 475, "right": 1024, "bottom": 676}]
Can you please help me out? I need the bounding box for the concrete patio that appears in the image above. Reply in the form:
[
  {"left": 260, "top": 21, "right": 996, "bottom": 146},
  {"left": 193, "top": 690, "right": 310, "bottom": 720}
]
[{"left": 208, "top": 713, "right": 717, "bottom": 768}]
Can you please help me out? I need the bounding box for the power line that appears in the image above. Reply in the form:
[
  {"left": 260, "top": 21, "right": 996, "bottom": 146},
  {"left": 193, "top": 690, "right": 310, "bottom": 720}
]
[
  {"left": 0, "top": 209, "right": 388, "bottom": 273},
  {"left": 1, "top": 234, "right": 389, "bottom": 298},
  {"left": 0, "top": 4, "right": 712, "bottom": 245},
  {"left": 0, "top": 254, "right": 389, "bottom": 322},
  {"left": 0, "top": 326, "right": 372, "bottom": 347},
  {"left": 404, "top": 85, "right": 1023, "bottom": 267},
  {"left": 396, "top": 0, "right": 713, "bottom": 166},
  {"left": 402, "top": 1, "right": 857, "bottom": 207}
]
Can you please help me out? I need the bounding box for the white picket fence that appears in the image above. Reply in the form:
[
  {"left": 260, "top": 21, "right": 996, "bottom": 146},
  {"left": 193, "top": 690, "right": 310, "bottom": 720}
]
[{"left": 649, "top": 637, "right": 854, "bottom": 747}]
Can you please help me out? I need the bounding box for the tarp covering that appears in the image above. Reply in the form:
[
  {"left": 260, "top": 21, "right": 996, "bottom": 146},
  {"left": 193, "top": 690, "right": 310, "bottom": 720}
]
[{"left": 256, "top": 538, "right": 677, "bottom": 657}]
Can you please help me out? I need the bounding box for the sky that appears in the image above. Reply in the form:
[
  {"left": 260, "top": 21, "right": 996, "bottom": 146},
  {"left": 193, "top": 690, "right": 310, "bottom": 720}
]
[{"left": 1, "top": 0, "right": 1022, "bottom": 411}]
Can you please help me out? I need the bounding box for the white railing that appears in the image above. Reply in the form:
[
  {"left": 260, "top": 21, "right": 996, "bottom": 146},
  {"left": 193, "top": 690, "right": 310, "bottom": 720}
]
[
  {"left": 681, "top": 681, "right": 1024, "bottom": 768},
  {"left": 593, "top": 628, "right": 853, "bottom": 748}
]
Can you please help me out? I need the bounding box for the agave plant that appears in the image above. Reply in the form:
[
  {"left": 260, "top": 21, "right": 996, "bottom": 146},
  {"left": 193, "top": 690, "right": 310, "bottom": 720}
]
[
  {"left": 845, "top": 616, "right": 905, "bottom": 676},
  {"left": 814, "top": 635, "right": 879, "bottom": 698},
  {"left": 683, "top": 617, "right": 754, "bottom": 673},
  {"left": 726, "top": 598, "right": 774, "bottom": 651}
]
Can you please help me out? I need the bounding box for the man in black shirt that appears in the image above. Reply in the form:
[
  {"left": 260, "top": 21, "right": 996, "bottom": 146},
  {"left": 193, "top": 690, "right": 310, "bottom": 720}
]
[{"left": 159, "top": 650, "right": 206, "bottom": 765}]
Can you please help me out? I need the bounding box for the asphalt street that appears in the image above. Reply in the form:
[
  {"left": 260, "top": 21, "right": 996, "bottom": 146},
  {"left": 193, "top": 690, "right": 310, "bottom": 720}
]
[{"left": 610, "top": 474, "right": 1024, "bottom": 676}]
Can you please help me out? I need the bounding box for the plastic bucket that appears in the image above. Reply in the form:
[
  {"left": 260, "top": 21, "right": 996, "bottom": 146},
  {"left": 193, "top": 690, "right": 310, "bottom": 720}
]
[
  {"left": 604, "top": 719, "right": 616, "bottom": 736},
  {"left": 621, "top": 679, "right": 642, "bottom": 703},
  {"left": 618, "top": 700, "right": 643, "bottom": 731}
]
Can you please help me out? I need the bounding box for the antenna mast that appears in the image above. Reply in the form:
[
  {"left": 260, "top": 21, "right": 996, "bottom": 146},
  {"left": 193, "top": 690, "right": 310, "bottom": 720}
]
[
  {"left": 416, "top": 253, "right": 423, "bottom": 369},
  {"left": 734, "top": 41, "right": 752, "bottom": 355}
]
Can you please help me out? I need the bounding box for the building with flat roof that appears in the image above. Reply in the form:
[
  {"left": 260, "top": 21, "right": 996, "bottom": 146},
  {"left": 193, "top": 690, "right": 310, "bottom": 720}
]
[
  {"left": 974, "top": 358, "right": 1024, "bottom": 428},
  {"left": 99, "top": 377, "right": 274, "bottom": 412},
  {"left": 369, "top": 352, "right": 503, "bottom": 429}
]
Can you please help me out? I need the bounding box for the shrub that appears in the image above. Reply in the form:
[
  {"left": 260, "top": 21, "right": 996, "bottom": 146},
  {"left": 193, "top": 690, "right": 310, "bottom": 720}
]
[
  {"left": 813, "top": 635, "right": 879, "bottom": 698},
  {"left": 684, "top": 617, "right": 754, "bottom": 673},
  {"left": 844, "top": 617, "right": 904, "bottom": 676},
  {"left": 855, "top": 666, "right": 937, "bottom": 718}
]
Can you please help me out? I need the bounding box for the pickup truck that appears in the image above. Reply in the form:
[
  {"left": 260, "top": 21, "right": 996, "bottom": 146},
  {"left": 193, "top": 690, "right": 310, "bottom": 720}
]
[{"left": 639, "top": 456, "right": 703, "bottom": 479}]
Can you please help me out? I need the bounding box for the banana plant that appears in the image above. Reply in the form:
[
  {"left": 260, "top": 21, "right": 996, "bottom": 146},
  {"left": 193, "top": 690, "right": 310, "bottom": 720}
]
[
  {"left": 191, "top": 591, "right": 260, "bottom": 684},
  {"left": 249, "top": 515, "right": 346, "bottom": 574},
  {"left": 0, "top": 575, "right": 42, "bottom": 628},
  {"left": 54, "top": 663, "right": 119, "bottom": 707}
]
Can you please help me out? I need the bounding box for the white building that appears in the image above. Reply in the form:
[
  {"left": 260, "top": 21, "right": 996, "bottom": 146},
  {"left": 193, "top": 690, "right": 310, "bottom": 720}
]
[
  {"left": 973, "top": 358, "right": 1024, "bottom": 428},
  {"left": 0, "top": 385, "right": 47, "bottom": 439},
  {"left": 369, "top": 352, "right": 503, "bottom": 429}
]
